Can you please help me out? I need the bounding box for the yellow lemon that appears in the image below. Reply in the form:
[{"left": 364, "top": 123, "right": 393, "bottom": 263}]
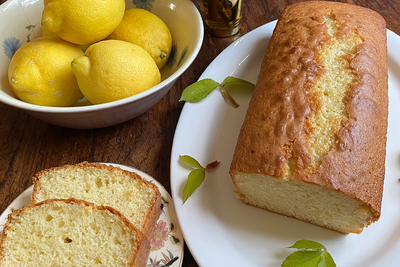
[
  {"left": 41, "top": 0, "right": 125, "bottom": 45},
  {"left": 71, "top": 40, "right": 161, "bottom": 104},
  {"left": 42, "top": 26, "right": 56, "bottom": 37},
  {"left": 108, "top": 8, "right": 172, "bottom": 69},
  {"left": 42, "top": 27, "right": 90, "bottom": 52},
  {"left": 8, "top": 36, "right": 84, "bottom": 107}
]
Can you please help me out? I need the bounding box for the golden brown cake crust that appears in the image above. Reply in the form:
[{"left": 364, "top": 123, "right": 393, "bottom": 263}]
[{"left": 230, "top": 1, "right": 388, "bottom": 217}]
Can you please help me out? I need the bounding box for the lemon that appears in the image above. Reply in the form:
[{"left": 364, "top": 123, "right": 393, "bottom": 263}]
[
  {"left": 42, "top": 27, "right": 90, "bottom": 52},
  {"left": 41, "top": 0, "right": 125, "bottom": 45},
  {"left": 42, "top": 26, "right": 56, "bottom": 37},
  {"left": 8, "top": 36, "right": 84, "bottom": 107},
  {"left": 71, "top": 40, "right": 161, "bottom": 104},
  {"left": 108, "top": 8, "right": 172, "bottom": 69}
]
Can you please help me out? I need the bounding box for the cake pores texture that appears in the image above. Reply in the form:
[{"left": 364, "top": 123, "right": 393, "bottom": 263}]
[{"left": 0, "top": 199, "right": 149, "bottom": 266}]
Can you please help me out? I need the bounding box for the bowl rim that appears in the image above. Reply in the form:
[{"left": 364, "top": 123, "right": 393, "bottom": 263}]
[{"left": 0, "top": 0, "right": 204, "bottom": 114}]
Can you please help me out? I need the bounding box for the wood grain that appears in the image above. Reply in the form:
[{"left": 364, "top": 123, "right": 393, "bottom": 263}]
[{"left": 0, "top": 0, "right": 399, "bottom": 266}]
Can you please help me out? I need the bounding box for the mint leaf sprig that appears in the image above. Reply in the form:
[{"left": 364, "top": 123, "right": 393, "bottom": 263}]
[
  {"left": 282, "top": 240, "right": 336, "bottom": 267},
  {"left": 179, "top": 155, "right": 220, "bottom": 204},
  {"left": 179, "top": 76, "right": 255, "bottom": 108}
]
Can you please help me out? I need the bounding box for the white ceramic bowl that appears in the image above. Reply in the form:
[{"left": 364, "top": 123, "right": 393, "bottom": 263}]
[{"left": 0, "top": 0, "right": 203, "bottom": 129}]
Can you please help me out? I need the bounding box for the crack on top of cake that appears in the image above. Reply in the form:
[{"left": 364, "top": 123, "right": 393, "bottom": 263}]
[{"left": 304, "top": 14, "right": 362, "bottom": 170}]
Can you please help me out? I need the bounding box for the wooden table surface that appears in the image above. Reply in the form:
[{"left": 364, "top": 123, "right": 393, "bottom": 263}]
[{"left": 0, "top": 0, "right": 399, "bottom": 266}]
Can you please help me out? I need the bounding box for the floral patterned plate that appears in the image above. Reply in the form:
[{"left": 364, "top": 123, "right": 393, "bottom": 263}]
[{"left": 0, "top": 163, "right": 184, "bottom": 267}]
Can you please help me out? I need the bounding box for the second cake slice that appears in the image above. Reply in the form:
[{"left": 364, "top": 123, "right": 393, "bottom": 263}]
[{"left": 30, "top": 162, "right": 161, "bottom": 239}]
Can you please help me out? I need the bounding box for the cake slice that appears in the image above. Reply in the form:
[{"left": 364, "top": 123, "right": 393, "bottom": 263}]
[
  {"left": 0, "top": 199, "right": 149, "bottom": 266},
  {"left": 229, "top": 1, "right": 388, "bottom": 234},
  {"left": 30, "top": 162, "right": 161, "bottom": 239}
]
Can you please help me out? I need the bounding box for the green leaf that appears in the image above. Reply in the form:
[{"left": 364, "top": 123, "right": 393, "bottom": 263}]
[
  {"left": 180, "top": 155, "right": 220, "bottom": 204},
  {"left": 179, "top": 155, "right": 204, "bottom": 170},
  {"left": 282, "top": 240, "right": 336, "bottom": 267},
  {"left": 323, "top": 251, "right": 336, "bottom": 267},
  {"left": 221, "top": 76, "right": 255, "bottom": 89},
  {"left": 289, "top": 240, "right": 326, "bottom": 250},
  {"left": 182, "top": 168, "right": 205, "bottom": 204},
  {"left": 317, "top": 253, "right": 326, "bottom": 267},
  {"left": 219, "top": 76, "right": 255, "bottom": 108},
  {"left": 179, "top": 76, "right": 255, "bottom": 107},
  {"left": 282, "top": 251, "right": 324, "bottom": 267},
  {"left": 219, "top": 85, "right": 240, "bottom": 108},
  {"left": 179, "top": 78, "right": 219, "bottom": 103}
]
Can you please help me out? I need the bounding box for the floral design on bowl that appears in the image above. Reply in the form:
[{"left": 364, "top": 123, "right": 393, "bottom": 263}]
[
  {"left": 2, "top": 37, "right": 21, "bottom": 59},
  {"left": 132, "top": 0, "right": 155, "bottom": 11},
  {"left": 2, "top": 23, "right": 37, "bottom": 59}
]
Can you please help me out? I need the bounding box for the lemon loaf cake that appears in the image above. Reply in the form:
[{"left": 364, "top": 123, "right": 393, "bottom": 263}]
[
  {"left": 0, "top": 199, "right": 149, "bottom": 266},
  {"left": 229, "top": 1, "right": 388, "bottom": 234},
  {"left": 30, "top": 162, "right": 161, "bottom": 239}
]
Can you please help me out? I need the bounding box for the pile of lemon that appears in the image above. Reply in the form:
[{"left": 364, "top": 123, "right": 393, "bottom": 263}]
[{"left": 7, "top": 0, "right": 172, "bottom": 106}]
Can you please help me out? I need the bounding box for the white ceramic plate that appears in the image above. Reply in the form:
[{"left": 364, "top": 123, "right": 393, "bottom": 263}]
[
  {"left": 170, "top": 20, "right": 400, "bottom": 266},
  {"left": 0, "top": 163, "right": 184, "bottom": 267}
]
